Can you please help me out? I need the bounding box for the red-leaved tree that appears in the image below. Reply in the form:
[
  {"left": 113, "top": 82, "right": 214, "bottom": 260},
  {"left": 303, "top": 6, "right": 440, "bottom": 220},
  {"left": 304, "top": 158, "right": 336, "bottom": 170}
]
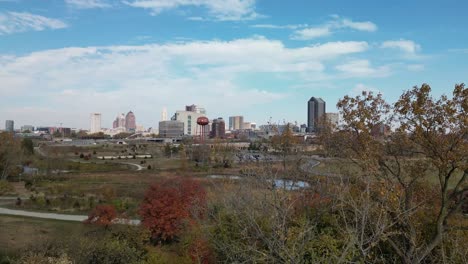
[
  {"left": 84, "top": 204, "right": 117, "bottom": 228},
  {"left": 139, "top": 177, "right": 206, "bottom": 243}
]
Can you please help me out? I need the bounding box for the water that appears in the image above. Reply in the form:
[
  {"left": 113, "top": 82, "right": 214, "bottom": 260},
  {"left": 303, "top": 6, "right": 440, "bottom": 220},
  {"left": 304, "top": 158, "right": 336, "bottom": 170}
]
[
  {"left": 271, "top": 179, "right": 310, "bottom": 190},
  {"left": 207, "top": 175, "right": 242, "bottom": 180},
  {"left": 207, "top": 175, "right": 309, "bottom": 190}
]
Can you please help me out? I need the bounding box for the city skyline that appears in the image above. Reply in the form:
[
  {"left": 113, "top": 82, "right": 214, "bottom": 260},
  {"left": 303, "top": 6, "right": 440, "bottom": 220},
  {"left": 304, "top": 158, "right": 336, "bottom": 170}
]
[{"left": 1, "top": 1, "right": 467, "bottom": 128}]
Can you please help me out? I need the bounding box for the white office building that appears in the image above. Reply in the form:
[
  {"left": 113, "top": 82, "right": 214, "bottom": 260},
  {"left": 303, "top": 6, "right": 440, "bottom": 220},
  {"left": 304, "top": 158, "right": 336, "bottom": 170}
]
[
  {"left": 173, "top": 110, "right": 205, "bottom": 136},
  {"left": 90, "top": 113, "right": 102, "bottom": 133},
  {"left": 161, "top": 107, "right": 168, "bottom": 121}
]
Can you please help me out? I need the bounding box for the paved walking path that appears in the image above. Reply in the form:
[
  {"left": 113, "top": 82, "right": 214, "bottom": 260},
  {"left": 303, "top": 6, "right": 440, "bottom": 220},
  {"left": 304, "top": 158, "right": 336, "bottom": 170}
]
[{"left": 0, "top": 207, "right": 140, "bottom": 225}]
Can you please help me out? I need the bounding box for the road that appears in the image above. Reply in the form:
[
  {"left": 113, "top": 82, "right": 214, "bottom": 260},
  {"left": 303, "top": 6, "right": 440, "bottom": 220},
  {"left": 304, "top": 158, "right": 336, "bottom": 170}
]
[{"left": 0, "top": 207, "right": 140, "bottom": 225}]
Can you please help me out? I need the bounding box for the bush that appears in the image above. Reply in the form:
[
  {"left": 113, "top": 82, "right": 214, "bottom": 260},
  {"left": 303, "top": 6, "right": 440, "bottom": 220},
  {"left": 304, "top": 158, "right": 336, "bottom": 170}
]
[
  {"left": 84, "top": 204, "right": 117, "bottom": 228},
  {"left": 0, "top": 180, "right": 14, "bottom": 195},
  {"left": 139, "top": 177, "right": 206, "bottom": 243}
]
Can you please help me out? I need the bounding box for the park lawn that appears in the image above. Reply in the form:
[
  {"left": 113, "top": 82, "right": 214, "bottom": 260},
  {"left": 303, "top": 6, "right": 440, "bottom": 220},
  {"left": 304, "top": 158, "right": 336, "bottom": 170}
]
[{"left": 0, "top": 215, "right": 92, "bottom": 258}]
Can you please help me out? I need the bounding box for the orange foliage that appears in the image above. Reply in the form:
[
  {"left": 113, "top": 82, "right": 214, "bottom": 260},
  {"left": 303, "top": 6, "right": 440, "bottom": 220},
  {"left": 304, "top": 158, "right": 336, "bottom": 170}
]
[
  {"left": 188, "top": 237, "right": 215, "bottom": 264},
  {"left": 139, "top": 177, "right": 206, "bottom": 242},
  {"left": 84, "top": 204, "right": 117, "bottom": 227}
]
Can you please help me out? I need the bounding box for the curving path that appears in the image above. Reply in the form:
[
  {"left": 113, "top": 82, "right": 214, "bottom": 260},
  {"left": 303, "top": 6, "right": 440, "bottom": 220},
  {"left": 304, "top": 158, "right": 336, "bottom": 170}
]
[
  {"left": 0, "top": 207, "right": 140, "bottom": 225},
  {"left": 118, "top": 162, "right": 144, "bottom": 171}
]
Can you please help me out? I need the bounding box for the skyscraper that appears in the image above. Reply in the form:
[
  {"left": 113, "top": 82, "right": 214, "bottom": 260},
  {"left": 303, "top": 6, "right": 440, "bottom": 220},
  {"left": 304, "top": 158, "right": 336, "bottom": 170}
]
[
  {"left": 229, "top": 116, "right": 244, "bottom": 130},
  {"left": 125, "top": 111, "right": 136, "bottom": 132},
  {"left": 113, "top": 113, "right": 126, "bottom": 128},
  {"left": 307, "top": 97, "right": 326, "bottom": 132},
  {"left": 211, "top": 118, "right": 226, "bottom": 138},
  {"left": 90, "top": 113, "right": 102, "bottom": 133},
  {"left": 5, "top": 120, "right": 14, "bottom": 132},
  {"left": 161, "top": 107, "right": 168, "bottom": 121}
]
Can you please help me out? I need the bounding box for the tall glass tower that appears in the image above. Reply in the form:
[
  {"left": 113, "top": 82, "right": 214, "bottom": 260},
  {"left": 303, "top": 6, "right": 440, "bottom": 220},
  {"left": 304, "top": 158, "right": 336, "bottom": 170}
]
[{"left": 307, "top": 97, "right": 325, "bottom": 132}]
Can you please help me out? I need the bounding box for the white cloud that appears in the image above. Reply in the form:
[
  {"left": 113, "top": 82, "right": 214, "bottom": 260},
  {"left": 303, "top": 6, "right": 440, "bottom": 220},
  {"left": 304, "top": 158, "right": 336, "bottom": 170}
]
[
  {"left": 0, "top": 38, "right": 369, "bottom": 128},
  {"left": 381, "top": 39, "right": 420, "bottom": 54},
  {"left": 0, "top": 12, "right": 67, "bottom": 35},
  {"left": 407, "top": 64, "right": 424, "bottom": 71},
  {"left": 251, "top": 24, "right": 307, "bottom": 30},
  {"left": 291, "top": 26, "right": 331, "bottom": 40},
  {"left": 336, "top": 60, "right": 391, "bottom": 77},
  {"left": 65, "top": 0, "right": 111, "bottom": 9},
  {"left": 340, "top": 18, "right": 377, "bottom": 31},
  {"left": 187, "top": 16, "right": 205, "bottom": 21},
  {"left": 123, "top": 0, "right": 260, "bottom": 21},
  {"left": 291, "top": 16, "right": 377, "bottom": 40}
]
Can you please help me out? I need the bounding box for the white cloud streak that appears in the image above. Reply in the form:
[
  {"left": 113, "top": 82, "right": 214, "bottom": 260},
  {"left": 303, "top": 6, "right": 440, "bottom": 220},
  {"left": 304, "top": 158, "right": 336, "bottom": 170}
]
[
  {"left": 0, "top": 12, "right": 67, "bottom": 35},
  {"left": 123, "top": 0, "right": 260, "bottom": 21},
  {"left": 291, "top": 27, "right": 331, "bottom": 40},
  {"left": 381, "top": 39, "right": 421, "bottom": 54},
  {"left": 251, "top": 24, "right": 307, "bottom": 30},
  {"left": 339, "top": 18, "right": 377, "bottom": 32},
  {"left": 65, "top": 0, "right": 111, "bottom": 9},
  {"left": 292, "top": 16, "right": 377, "bottom": 40},
  {"left": 336, "top": 60, "right": 391, "bottom": 77}
]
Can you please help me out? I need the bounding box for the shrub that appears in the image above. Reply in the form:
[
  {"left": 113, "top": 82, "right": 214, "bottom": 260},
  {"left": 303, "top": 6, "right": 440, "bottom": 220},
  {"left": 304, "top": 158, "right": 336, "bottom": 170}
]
[
  {"left": 0, "top": 180, "right": 14, "bottom": 195},
  {"left": 139, "top": 177, "right": 206, "bottom": 243},
  {"left": 84, "top": 204, "right": 117, "bottom": 228}
]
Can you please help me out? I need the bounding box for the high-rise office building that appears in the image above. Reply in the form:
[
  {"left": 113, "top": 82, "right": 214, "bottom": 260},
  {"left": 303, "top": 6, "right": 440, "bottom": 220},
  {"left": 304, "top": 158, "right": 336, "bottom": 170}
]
[
  {"left": 211, "top": 118, "right": 226, "bottom": 138},
  {"left": 229, "top": 116, "right": 244, "bottom": 130},
  {"left": 5, "top": 120, "right": 14, "bottom": 132},
  {"left": 173, "top": 110, "right": 205, "bottom": 136},
  {"left": 307, "top": 97, "right": 326, "bottom": 132},
  {"left": 90, "top": 113, "right": 102, "bottom": 133},
  {"left": 125, "top": 111, "right": 136, "bottom": 132},
  {"left": 113, "top": 113, "right": 126, "bottom": 129},
  {"left": 161, "top": 107, "right": 168, "bottom": 121}
]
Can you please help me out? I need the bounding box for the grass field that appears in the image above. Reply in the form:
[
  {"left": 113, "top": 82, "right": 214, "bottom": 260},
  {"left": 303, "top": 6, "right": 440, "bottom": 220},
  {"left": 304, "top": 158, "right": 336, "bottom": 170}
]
[{"left": 0, "top": 215, "right": 91, "bottom": 258}]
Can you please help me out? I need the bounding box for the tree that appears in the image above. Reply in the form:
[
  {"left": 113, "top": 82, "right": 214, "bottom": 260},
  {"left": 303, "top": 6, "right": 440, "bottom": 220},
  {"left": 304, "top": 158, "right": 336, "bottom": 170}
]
[
  {"left": 0, "top": 132, "right": 22, "bottom": 180},
  {"left": 85, "top": 204, "right": 117, "bottom": 228},
  {"left": 21, "top": 138, "right": 34, "bottom": 155},
  {"left": 139, "top": 177, "right": 206, "bottom": 243},
  {"left": 53, "top": 130, "right": 62, "bottom": 138},
  {"left": 271, "top": 123, "right": 300, "bottom": 170},
  {"left": 329, "top": 84, "right": 467, "bottom": 263}
]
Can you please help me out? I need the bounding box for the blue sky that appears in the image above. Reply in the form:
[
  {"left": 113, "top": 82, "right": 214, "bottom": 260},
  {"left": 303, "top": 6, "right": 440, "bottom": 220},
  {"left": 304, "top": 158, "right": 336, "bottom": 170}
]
[{"left": 0, "top": 0, "right": 467, "bottom": 130}]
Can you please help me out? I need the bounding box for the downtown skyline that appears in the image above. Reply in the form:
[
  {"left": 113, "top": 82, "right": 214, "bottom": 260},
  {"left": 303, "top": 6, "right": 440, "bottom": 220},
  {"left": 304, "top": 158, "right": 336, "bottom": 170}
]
[{"left": 1, "top": 0, "right": 467, "bottom": 129}]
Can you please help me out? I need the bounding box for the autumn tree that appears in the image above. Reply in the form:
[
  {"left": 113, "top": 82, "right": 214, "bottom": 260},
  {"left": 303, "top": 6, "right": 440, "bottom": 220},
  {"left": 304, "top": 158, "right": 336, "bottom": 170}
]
[
  {"left": 139, "top": 177, "right": 206, "bottom": 243},
  {"left": 85, "top": 204, "right": 118, "bottom": 228},
  {"left": 271, "top": 123, "right": 300, "bottom": 170},
  {"left": 329, "top": 84, "right": 467, "bottom": 263}
]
